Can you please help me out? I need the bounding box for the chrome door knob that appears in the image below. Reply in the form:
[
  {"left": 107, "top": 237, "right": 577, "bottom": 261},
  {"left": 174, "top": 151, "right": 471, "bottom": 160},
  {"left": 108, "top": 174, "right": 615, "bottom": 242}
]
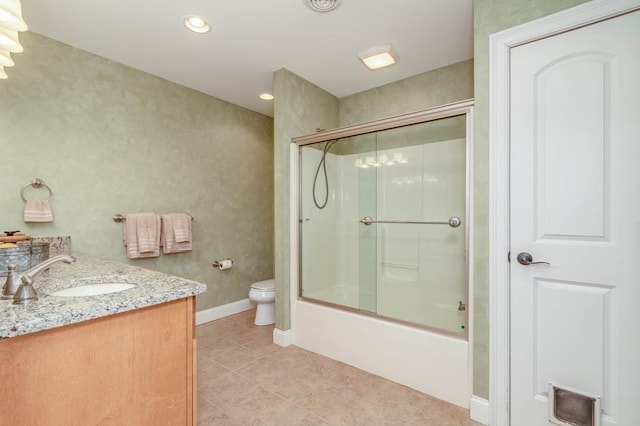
[{"left": 516, "top": 252, "right": 551, "bottom": 266}]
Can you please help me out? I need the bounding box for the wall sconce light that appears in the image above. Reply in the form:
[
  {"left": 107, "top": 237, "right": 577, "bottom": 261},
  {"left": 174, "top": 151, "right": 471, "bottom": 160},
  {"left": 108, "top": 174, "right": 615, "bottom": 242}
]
[
  {"left": 0, "top": 0, "right": 27, "bottom": 31},
  {"left": 0, "top": 0, "right": 28, "bottom": 79},
  {"left": 358, "top": 45, "right": 398, "bottom": 70}
]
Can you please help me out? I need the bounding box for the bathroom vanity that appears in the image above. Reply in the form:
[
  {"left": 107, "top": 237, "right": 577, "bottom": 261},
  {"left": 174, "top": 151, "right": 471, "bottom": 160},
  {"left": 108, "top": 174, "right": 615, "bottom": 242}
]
[{"left": 0, "top": 255, "right": 206, "bottom": 425}]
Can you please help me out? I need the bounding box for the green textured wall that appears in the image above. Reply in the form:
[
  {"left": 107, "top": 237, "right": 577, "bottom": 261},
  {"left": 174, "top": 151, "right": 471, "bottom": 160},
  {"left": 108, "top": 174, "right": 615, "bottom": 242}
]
[
  {"left": 273, "top": 69, "right": 338, "bottom": 329},
  {"left": 339, "top": 59, "right": 474, "bottom": 125},
  {"left": 0, "top": 32, "right": 274, "bottom": 312},
  {"left": 472, "top": 0, "right": 590, "bottom": 399}
]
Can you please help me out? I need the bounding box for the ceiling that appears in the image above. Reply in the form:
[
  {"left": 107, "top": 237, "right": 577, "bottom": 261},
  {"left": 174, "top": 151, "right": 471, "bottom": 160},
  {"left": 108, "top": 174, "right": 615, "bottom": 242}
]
[{"left": 20, "top": 0, "right": 473, "bottom": 117}]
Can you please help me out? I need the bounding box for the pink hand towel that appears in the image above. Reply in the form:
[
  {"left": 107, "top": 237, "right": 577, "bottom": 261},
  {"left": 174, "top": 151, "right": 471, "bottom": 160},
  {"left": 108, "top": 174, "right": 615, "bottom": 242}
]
[
  {"left": 123, "top": 213, "right": 160, "bottom": 259},
  {"left": 173, "top": 214, "right": 192, "bottom": 243},
  {"left": 136, "top": 213, "right": 160, "bottom": 253},
  {"left": 23, "top": 200, "right": 53, "bottom": 222},
  {"left": 161, "top": 214, "right": 192, "bottom": 254}
]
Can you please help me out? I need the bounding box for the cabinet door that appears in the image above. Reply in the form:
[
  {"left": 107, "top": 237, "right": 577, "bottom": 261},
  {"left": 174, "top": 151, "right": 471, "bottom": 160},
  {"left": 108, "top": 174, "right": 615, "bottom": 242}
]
[{"left": 0, "top": 297, "right": 195, "bottom": 425}]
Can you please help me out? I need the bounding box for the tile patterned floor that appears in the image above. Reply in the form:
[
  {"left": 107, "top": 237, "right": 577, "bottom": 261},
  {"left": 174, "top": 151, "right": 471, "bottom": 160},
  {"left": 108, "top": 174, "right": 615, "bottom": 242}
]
[{"left": 196, "top": 309, "right": 481, "bottom": 425}]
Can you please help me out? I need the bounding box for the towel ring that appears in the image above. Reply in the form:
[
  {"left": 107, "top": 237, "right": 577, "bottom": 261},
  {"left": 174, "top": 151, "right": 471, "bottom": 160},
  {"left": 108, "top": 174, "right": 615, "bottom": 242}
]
[{"left": 20, "top": 178, "right": 53, "bottom": 202}]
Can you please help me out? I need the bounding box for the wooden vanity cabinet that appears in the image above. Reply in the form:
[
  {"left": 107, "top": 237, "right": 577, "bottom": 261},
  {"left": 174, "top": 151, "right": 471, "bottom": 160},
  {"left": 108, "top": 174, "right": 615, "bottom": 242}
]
[{"left": 0, "top": 297, "right": 197, "bottom": 425}]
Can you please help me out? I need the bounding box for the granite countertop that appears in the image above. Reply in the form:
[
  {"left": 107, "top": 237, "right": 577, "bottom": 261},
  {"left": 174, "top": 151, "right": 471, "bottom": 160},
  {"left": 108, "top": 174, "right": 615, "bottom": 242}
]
[{"left": 0, "top": 254, "right": 207, "bottom": 339}]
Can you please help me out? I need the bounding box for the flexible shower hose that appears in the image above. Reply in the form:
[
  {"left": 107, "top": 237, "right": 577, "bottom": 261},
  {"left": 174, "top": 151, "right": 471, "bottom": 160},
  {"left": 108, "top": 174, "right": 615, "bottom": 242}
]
[{"left": 312, "top": 140, "right": 337, "bottom": 209}]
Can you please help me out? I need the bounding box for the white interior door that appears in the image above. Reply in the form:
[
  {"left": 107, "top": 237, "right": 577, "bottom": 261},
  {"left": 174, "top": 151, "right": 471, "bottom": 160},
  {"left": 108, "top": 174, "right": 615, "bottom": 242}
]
[{"left": 510, "top": 10, "right": 640, "bottom": 426}]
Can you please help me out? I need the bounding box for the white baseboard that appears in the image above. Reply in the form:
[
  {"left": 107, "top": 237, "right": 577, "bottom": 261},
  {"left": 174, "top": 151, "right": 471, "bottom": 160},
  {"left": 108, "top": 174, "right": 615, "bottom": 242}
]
[
  {"left": 196, "top": 298, "right": 254, "bottom": 325},
  {"left": 273, "top": 328, "right": 293, "bottom": 347},
  {"left": 470, "top": 395, "right": 490, "bottom": 425}
]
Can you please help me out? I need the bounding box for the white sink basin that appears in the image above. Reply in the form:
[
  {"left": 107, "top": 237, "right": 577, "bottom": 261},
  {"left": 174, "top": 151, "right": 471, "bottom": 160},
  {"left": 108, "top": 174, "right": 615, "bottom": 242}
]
[{"left": 51, "top": 283, "right": 136, "bottom": 297}]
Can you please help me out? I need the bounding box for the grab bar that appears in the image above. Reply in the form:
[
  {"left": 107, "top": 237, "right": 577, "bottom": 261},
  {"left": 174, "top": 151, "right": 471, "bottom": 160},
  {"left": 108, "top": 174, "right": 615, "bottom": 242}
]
[{"left": 359, "top": 216, "right": 461, "bottom": 228}]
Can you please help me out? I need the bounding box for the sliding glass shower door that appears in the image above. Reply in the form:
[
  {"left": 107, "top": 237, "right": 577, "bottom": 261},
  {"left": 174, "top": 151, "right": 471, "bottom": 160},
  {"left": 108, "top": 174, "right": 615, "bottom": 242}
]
[{"left": 298, "top": 104, "right": 470, "bottom": 336}]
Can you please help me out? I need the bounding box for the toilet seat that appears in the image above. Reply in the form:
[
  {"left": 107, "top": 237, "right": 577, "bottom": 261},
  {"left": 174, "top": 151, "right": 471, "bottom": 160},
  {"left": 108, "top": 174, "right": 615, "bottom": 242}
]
[{"left": 250, "top": 279, "right": 275, "bottom": 291}]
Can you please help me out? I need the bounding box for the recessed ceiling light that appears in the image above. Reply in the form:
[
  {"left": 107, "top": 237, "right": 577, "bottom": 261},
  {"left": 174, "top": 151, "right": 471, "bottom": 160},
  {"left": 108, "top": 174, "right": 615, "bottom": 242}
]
[
  {"left": 358, "top": 45, "right": 399, "bottom": 70},
  {"left": 304, "top": 0, "right": 342, "bottom": 13},
  {"left": 259, "top": 93, "right": 274, "bottom": 101},
  {"left": 184, "top": 15, "right": 210, "bottom": 34}
]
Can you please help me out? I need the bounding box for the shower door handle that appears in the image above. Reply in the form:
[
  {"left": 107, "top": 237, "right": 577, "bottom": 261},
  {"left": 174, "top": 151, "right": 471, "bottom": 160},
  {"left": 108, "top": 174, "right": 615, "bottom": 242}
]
[
  {"left": 516, "top": 252, "right": 551, "bottom": 266},
  {"left": 359, "top": 216, "right": 462, "bottom": 228},
  {"left": 360, "top": 216, "right": 376, "bottom": 226}
]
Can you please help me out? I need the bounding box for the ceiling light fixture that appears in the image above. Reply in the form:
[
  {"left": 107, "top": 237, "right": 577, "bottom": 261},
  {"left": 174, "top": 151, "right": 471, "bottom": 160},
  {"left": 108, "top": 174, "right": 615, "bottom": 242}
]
[
  {"left": 259, "top": 93, "right": 274, "bottom": 101},
  {"left": 358, "top": 45, "right": 399, "bottom": 70},
  {"left": 0, "top": 0, "right": 27, "bottom": 79},
  {"left": 304, "top": 0, "right": 342, "bottom": 13},
  {"left": 184, "top": 15, "right": 210, "bottom": 34}
]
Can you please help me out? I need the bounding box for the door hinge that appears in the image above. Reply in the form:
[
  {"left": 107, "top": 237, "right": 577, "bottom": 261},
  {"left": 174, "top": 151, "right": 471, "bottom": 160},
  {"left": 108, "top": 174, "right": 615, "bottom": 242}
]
[{"left": 507, "top": 251, "right": 511, "bottom": 263}]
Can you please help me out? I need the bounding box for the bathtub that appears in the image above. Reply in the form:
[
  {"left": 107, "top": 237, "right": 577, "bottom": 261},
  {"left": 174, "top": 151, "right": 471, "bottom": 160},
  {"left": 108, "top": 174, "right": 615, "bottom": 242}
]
[{"left": 291, "top": 297, "right": 471, "bottom": 408}]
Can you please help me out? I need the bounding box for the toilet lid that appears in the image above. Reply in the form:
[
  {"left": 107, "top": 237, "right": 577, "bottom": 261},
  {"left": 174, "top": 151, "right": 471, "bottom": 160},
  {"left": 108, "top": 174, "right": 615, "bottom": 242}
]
[{"left": 250, "top": 278, "right": 275, "bottom": 291}]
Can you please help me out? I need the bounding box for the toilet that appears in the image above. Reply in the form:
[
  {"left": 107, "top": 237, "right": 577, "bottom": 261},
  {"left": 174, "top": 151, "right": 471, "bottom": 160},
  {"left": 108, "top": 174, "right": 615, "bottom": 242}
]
[{"left": 248, "top": 278, "right": 275, "bottom": 326}]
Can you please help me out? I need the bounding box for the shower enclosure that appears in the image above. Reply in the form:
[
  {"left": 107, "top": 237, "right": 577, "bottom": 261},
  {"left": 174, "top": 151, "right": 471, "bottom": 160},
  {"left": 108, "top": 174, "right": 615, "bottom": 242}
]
[{"left": 296, "top": 100, "right": 472, "bottom": 337}]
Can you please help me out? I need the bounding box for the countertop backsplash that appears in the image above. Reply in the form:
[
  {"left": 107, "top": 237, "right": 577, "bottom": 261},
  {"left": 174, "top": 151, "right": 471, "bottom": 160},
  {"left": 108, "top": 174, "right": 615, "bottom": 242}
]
[{"left": 31, "top": 236, "right": 72, "bottom": 256}]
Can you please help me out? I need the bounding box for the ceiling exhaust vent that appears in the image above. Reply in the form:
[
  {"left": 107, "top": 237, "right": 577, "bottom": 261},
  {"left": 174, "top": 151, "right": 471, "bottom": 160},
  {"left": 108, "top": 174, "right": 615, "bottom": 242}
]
[{"left": 304, "top": 0, "right": 342, "bottom": 13}]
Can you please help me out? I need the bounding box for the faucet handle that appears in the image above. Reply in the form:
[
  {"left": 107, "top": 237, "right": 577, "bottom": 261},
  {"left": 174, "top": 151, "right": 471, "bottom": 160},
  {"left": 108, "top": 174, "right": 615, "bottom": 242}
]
[
  {"left": 13, "top": 277, "right": 38, "bottom": 304},
  {"left": 1, "top": 264, "right": 20, "bottom": 299}
]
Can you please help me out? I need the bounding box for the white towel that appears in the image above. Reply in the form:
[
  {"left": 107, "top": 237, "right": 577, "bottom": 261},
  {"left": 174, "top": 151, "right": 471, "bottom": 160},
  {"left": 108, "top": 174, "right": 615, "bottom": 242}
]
[
  {"left": 123, "top": 213, "right": 160, "bottom": 259},
  {"left": 161, "top": 214, "right": 193, "bottom": 254},
  {"left": 23, "top": 200, "right": 53, "bottom": 222}
]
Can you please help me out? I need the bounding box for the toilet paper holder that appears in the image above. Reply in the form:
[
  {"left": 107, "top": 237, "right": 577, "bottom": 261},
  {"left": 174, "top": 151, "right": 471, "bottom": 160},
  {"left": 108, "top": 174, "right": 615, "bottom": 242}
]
[{"left": 212, "top": 258, "right": 233, "bottom": 270}]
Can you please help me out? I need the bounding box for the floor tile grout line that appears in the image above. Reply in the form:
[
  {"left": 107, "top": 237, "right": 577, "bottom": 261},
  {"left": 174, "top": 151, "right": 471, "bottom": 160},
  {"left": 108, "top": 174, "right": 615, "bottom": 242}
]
[
  {"left": 196, "top": 309, "right": 478, "bottom": 425},
  {"left": 255, "top": 380, "right": 333, "bottom": 425},
  {"left": 208, "top": 372, "right": 332, "bottom": 426}
]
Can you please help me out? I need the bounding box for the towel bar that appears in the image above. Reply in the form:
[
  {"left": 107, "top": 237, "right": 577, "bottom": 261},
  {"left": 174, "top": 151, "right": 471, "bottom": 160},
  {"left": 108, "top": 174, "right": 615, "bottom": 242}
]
[{"left": 113, "top": 213, "right": 193, "bottom": 223}]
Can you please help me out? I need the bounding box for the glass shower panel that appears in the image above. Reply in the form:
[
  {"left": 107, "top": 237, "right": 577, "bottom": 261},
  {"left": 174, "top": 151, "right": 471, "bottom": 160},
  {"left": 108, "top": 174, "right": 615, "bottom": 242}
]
[
  {"left": 299, "top": 133, "right": 377, "bottom": 311},
  {"left": 353, "top": 134, "right": 378, "bottom": 314},
  {"left": 298, "top": 111, "right": 469, "bottom": 336},
  {"left": 372, "top": 116, "right": 467, "bottom": 334},
  {"left": 299, "top": 141, "right": 345, "bottom": 306}
]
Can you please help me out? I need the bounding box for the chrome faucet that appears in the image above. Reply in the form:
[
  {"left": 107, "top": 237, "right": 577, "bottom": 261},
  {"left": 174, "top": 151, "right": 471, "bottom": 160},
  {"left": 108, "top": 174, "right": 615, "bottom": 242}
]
[{"left": 9, "top": 254, "right": 76, "bottom": 304}]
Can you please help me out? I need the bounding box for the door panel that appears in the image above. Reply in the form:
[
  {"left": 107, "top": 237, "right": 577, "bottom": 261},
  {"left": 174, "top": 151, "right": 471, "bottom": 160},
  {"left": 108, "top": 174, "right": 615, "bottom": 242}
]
[
  {"left": 535, "top": 55, "right": 609, "bottom": 239},
  {"left": 533, "top": 279, "right": 610, "bottom": 399},
  {"left": 510, "top": 10, "right": 640, "bottom": 426}
]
